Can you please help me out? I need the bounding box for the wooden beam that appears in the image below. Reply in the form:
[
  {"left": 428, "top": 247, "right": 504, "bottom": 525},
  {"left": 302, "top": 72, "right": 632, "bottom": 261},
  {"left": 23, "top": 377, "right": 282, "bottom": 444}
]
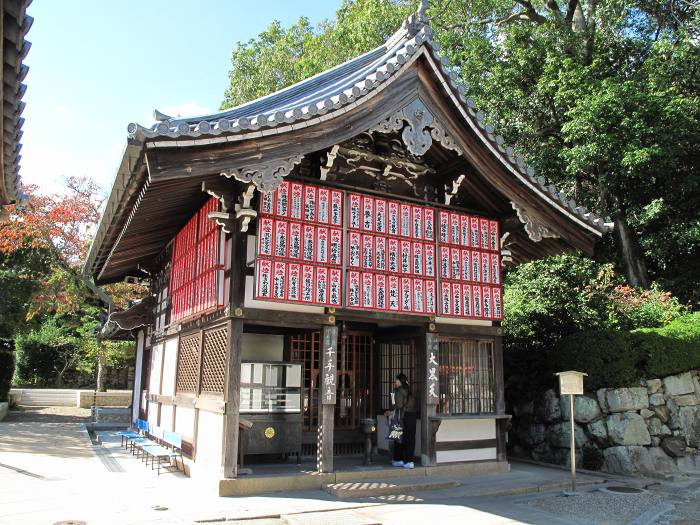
[
  {"left": 434, "top": 323, "right": 501, "bottom": 337},
  {"left": 241, "top": 307, "right": 331, "bottom": 328}
]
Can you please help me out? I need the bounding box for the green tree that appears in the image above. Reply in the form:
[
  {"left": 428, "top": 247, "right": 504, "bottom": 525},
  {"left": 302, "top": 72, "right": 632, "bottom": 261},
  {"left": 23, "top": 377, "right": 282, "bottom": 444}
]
[
  {"left": 430, "top": 0, "right": 700, "bottom": 296},
  {"left": 221, "top": 0, "right": 700, "bottom": 303},
  {"left": 221, "top": 0, "right": 414, "bottom": 109}
]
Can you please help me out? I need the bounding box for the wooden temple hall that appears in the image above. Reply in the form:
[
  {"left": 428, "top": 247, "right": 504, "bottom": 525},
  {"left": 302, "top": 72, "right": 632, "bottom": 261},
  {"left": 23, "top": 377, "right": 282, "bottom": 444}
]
[{"left": 84, "top": 3, "right": 611, "bottom": 493}]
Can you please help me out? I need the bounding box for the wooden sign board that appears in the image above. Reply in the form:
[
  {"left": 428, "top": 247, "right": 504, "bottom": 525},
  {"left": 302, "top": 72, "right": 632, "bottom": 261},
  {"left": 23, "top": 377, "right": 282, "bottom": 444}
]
[{"left": 555, "top": 371, "right": 587, "bottom": 396}]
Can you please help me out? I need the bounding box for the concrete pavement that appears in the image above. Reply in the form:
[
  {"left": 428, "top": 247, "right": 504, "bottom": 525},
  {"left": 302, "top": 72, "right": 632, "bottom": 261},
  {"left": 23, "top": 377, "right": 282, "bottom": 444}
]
[{"left": 0, "top": 413, "right": 692, "bottom": 525}]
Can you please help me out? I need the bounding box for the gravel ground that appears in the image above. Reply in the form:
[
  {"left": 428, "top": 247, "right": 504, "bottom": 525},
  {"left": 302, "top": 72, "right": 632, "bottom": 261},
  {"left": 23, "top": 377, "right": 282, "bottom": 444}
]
[
  {"left": 3, "top": 405, "right": 92, "bottom": 423},
  {"left": 527, "top": 488, "right": 664, "bottom": 525},
  {"left": 652, "top": 484, "right": 700, "bottom": 524}
]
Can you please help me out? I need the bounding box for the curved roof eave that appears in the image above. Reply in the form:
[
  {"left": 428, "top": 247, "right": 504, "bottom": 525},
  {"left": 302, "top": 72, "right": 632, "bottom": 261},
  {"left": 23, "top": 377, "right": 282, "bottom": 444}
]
[{"left": 126, "top": 14, "right": 611, "bottom": 237}]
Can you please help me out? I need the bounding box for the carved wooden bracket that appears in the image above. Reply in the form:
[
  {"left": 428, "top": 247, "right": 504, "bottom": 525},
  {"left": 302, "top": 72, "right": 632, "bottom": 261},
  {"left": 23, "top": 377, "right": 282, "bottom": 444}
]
[
  {"left": 510, "top": 201, "right": 560, "bottom": 242},
  {"left": 202, "top": 180, "right": 236, "bottom": 212},
  {"left": 320, "top": 145, "right": 340, "bottom": 181},
  {"left": 204, "top": 182, "right": 258, "bottom": 233},
  {"left": 207, "top": 211, "right": 236, "bottom": 233},
  {"left": 234, "top": 185, "right": 258, "bottom": 232},
  {"left": 220, "top": 154, "right": 303, "bottom": 192},
  {"left": 109, "top": 296, "right": 156, "bottom": 331},
  {"left": 444, "top": 174, "right": 466, "bottom": 205},
  {"left": 370, "top": 98, "right": 463, "bottom": 157}
]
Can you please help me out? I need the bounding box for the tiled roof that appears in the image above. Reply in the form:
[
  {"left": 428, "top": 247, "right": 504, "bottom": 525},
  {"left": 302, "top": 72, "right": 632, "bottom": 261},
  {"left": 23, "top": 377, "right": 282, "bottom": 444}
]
[
  {"left": 1, "top": 0, "right": 32, "bottom": 206},
  {"left": 126, "top": 4, "right": 611, "bottom": 234}
]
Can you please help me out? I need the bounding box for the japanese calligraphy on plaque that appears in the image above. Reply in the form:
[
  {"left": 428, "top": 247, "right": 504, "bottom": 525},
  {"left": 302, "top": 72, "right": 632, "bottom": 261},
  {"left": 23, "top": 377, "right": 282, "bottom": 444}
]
[
  {"left": 426, "top": 337, "right": 440, "bottom": 404},
  {"left": 322, "top": 344, "right": 338, "bottom": 405}
]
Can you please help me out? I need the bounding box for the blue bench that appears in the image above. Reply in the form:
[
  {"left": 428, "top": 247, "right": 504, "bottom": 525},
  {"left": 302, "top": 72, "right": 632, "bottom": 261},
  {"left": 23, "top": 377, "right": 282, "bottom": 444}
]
[
  {"left": 119, "top": 418, "right": 147, "bottom": 447},
  {"left": 142, "top": 430, "right": 183, "bottom": 475}
]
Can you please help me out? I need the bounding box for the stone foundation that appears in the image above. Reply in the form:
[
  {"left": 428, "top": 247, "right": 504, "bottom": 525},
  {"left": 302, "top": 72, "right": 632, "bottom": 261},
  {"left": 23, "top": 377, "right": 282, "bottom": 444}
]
[{"left": 511, "top": 369, "right": 700, "bottom": 474}]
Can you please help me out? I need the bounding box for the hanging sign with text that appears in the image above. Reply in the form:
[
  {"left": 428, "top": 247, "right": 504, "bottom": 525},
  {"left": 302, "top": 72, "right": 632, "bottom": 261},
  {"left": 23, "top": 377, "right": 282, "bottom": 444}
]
[{"left": 255, "top": 182, "right": 503, "bottom": 320}]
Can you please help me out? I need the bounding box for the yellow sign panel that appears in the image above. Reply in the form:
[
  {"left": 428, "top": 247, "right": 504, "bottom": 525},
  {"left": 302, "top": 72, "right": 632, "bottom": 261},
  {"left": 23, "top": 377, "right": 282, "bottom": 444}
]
[{"left": 264, "top": 426, "right": 275, "bottom": 439}]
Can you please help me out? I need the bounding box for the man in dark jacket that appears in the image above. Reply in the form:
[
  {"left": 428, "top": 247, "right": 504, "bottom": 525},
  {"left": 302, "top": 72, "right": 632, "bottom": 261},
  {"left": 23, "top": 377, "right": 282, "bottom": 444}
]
[{"left": 389, "top": 373, "right": 417, "bottom": 468}]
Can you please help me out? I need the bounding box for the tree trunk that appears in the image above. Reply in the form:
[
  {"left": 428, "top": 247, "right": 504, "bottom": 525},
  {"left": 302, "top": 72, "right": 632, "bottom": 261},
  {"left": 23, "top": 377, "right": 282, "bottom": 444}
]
[
  {"left": 97, "top": 352, "right": 108, "bottom": 392},
  {"left": 613, "top": 212, "right": 651, "bottom": 288}
]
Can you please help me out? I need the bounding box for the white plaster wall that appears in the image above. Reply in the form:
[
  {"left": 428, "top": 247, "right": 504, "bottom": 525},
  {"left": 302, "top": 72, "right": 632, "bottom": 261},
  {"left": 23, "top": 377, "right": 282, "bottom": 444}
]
[
  {"left": 194, "top": 410, "right": 224, "bottom": 472},
  {"left": 437, "top": 447, "right": 497, "bottom": 463},
  {"left": 175, "top": 406, "right": 195, "bottom": 440},
  {"left": 148, "top": 342, "right": 164, "bottom": 394},
  {"left": 242, "top": 333, "right": 284, "bottom": 361},
  {"left": 160, "top": 337, "right": 178, "bottom": 396},
  {"left": 159, "top": 405, "right": 174, "bottom": 431},
  {"left": 436, "top": 418, "right": 495, "bottom": 441},
  {"left": 435, "top": 418, "right": 497, "bottom": 463},
  {"left": 131, "top": 330, "right": 145, "bottom": 422},
  {"left": 147, "top": 402, "right": 158, "bottom": 429}
]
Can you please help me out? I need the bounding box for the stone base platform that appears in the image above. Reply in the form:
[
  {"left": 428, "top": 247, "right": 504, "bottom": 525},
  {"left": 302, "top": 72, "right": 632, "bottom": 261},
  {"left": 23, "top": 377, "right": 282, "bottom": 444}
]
[{"left": 218, "top": 459, "right": 507, "bottom": 497}]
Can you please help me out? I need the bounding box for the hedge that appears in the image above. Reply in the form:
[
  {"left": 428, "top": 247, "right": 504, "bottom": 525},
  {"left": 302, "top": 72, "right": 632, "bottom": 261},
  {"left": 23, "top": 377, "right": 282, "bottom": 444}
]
[
  {"left": 553, "top": 330, "right": 644, "bottom": 391},
  {"left": 553, "top": 312, "right": 700, "bottom": 391},
  {"left": 634, "top": 312, "right": 700, "bottom": 378},
  {"left": 0, "top": 338, "right": 15, "bottom": 402}
]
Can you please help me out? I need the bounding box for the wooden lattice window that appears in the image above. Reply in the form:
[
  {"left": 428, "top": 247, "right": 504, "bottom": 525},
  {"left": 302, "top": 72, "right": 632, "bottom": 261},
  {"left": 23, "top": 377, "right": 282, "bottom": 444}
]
[
  {"left": 378, "top": 339, "right": 420, "bottom": 411},
  {"left": 336, "top": 331, "right": 373, "bottom": 430},
  {"left": 437, "top": 338, "right": 494, "bottom": 415},
  {"left": 176, "top": 333, "right": 200, "bottom": 394},
  {"left": 289, "top": 331, "right": 321, "bottom": 431},
  {"left": 200, "top": 325, "right": 228, "bottom": 394},
  {"left": 170, "top": 197, "right": 224, "bottom": 323}
]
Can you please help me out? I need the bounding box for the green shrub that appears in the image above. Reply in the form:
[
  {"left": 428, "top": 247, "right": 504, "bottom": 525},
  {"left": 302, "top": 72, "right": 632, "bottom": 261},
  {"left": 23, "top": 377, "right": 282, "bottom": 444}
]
[
  {"left": 0, "top": 339, "right": 15, "bottom": 402},
  {"left": 609, "top": 285, "right": 685, "bottom": 330},
  {"left": 551, "top": 312, "right": 700, "bottom": 391},
  {"left": 503, "top": 253, "right": 619, "bottom": 354},
  {"left": 633, "top": 312, "right": 700, "bottom": 378},
  {"left": 553, "top": 329, "right": 644, "bottom": 391}
]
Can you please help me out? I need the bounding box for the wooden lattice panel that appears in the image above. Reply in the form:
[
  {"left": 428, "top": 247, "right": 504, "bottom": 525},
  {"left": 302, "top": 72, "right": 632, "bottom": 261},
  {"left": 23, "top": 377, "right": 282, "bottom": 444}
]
[
  {"left": 176, "top": 333, "right": 200, "bottom": 393},
  {"left": 200, "top": 325, "right": 228, "bottom": 394}
]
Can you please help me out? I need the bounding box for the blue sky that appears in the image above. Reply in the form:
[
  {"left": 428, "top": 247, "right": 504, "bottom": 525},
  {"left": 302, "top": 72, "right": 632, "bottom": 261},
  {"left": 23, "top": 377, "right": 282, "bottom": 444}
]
[{"left": 21, "top": 1, "right": 342, "bottom": 195}]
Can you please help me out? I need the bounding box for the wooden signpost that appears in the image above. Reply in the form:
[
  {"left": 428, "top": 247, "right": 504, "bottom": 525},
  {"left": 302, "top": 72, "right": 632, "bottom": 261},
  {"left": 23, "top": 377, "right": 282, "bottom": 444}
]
[{"left": 555, "top": 370, "right": 587, "bottom": 493}]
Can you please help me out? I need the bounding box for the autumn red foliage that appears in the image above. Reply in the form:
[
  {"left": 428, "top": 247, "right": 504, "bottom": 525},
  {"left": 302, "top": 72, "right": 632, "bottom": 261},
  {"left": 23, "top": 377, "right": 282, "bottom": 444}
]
[{"left": 0, "top": 176, "right": 102, "bottom": 265}]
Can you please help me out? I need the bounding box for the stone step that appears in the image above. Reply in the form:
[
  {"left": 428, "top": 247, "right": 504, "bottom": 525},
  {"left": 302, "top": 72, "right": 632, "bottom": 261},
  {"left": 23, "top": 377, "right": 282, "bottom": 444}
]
[{"left": 323, "top": 477, "right": 459, "bottom": 498}]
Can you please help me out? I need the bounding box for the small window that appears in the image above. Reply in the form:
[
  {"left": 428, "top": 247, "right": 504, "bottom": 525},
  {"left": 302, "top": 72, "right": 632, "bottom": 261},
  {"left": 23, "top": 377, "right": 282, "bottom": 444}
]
[{"left": 437, "top": 338, "right": 494, "bottom": 415}]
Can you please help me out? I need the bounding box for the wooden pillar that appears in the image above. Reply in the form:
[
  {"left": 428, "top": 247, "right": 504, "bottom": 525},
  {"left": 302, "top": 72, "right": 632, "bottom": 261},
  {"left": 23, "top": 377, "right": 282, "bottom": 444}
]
[
  {"left": 420, "top": 325, "right": 439, "bottom": 467},
  {"left": 316, "top": 323, "right": 338, "bottom": 473},
  {"left": 222, "top": 223, "right": 247, "bottom": 478},
  {"left": 493, "top": 332, "right": 507, "bottom": 462},
  {"left": 223, "top": 318, "right": 243, "bottom": 478}
]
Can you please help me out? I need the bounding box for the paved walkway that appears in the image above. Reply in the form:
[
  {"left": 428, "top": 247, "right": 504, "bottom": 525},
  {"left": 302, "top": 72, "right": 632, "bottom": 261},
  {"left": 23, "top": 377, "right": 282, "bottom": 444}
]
[{"left": 1, "top": 414, "right": 696, "bottom": 525}]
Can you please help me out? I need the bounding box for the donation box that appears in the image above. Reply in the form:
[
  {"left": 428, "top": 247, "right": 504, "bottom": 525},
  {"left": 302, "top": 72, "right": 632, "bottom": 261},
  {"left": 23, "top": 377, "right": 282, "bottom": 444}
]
[{"left": 240, "top": 362, "right": 303, "bottom": 458}]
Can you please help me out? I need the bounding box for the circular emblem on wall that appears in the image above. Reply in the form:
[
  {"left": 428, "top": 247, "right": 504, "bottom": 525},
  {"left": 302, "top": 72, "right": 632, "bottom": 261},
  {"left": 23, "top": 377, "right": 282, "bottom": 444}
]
[{"left": 264, "top": 426, "right": 275, "bottom": 439}]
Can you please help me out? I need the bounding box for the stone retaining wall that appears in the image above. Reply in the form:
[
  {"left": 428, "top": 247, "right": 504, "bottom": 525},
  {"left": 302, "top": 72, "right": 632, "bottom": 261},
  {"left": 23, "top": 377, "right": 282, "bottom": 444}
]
[
  {"left": 510, "top": 370, "right": 700, "bottom": 474},
  {"left": 76, "top": 391, "right": 131, "bottom": 408}
]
